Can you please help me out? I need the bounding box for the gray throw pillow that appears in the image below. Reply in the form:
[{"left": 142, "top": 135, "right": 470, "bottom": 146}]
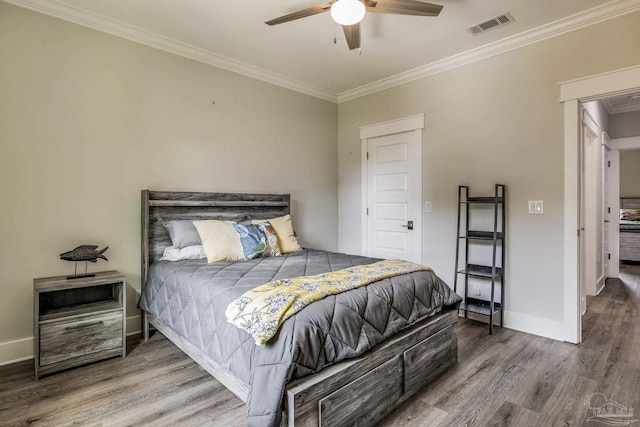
[{"left": 163, "top": 220, "right": 202, "bottom": 249}]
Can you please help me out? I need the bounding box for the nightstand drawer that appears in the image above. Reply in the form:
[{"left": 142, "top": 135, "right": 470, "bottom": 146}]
[{"left": 39, "top": 311, "right": 123, "bottom": 366}]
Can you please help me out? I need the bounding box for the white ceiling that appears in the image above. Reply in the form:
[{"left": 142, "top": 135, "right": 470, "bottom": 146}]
[{"left": 7, "top": 0, "right": 636, "bottom": 99}]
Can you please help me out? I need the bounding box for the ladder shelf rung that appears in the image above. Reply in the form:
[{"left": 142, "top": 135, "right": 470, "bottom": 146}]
[
  {"left": 463, "top": 197, "right": 504, "bottom": 204},
  {"left": 459, "top": 230, "right": 504, "bottom": 240},
  {"left": 457, "top": 265, "right": 503, "bottom": 278},
  {"left": 460, "top": 299, "right": 502, "bottom": 316}
]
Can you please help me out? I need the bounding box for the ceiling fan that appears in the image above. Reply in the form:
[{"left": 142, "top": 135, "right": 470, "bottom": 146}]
[{"left": 265, "top": 0, "right": 443, "bottom": 51}]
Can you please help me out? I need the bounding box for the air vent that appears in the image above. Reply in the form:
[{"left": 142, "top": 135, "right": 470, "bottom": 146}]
[{"left": 467, "top": 12, "right": 515, "bottom": 35}]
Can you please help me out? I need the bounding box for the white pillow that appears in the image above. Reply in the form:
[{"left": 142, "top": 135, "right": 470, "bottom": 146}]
[
  {"left": 160, "top": 245, "right": 207, "bottom": 262},
  {"left": 193, "top": 220, "right": 244, "bottom": 263}
]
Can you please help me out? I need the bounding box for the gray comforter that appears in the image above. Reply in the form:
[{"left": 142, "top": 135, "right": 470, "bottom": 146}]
[{"left": 138, "top": 249, "right": 461, "bottom": 426}]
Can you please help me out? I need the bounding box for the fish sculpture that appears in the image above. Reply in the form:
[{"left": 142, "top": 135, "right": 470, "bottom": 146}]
[{"left": 60, "top": 245, "right": 109, "bottom": 263}]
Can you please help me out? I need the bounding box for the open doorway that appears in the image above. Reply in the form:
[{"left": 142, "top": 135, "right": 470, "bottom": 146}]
[
  {"left": 580, "top": 93, "right": 640, "bottom": 338},
  {"left": 618, "top": 150, "right": 640, "bottom": 263},
  {"left": 560, "top": 65, "right": 640, "bottom": 344}
]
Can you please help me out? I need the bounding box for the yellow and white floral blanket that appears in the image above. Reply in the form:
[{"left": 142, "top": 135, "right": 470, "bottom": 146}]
[{"left": 225, "top": 259, "right": 431, "bottom": 345}]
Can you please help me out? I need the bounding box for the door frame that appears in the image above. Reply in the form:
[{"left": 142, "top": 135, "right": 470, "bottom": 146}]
[
  {"left": 560, "top": 64, "right": 640, "bottom": 344},
  {"left": 360, "top": 114, "right": 425, "bottom": 259},
  {"left": 607, "top": 143, "right": 620, "bottom": 280}
]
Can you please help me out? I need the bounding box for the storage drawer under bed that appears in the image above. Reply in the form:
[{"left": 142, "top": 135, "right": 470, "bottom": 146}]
[
  {"left": 620, "top": 231, "right": 640, "bottom": 262},
  {"left": 404, "top": 324, "right": 457, "bottom": 395},
  {"left": 316, "top": 324, "right": 457, "bottom": 427}
]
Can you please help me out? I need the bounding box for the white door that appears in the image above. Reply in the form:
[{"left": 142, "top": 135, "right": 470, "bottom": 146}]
[
  {"left": 365, "top": 130, "right": 422, "bottom": 263},
  {"left": 581, "top": 113, "right": 599, "bottom": 313}
]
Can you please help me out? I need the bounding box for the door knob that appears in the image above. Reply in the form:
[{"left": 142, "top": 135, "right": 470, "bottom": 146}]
[{"left": 400, "top": 220, "right": 414, "bottom": 230}]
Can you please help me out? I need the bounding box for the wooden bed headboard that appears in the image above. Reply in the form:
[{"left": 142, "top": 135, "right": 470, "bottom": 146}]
[
  {"left": 141, "top": 190, "right": 290, "bottom": 284},
  {"left": 621, "top": 197, "right": 640, "bottom": 209}
]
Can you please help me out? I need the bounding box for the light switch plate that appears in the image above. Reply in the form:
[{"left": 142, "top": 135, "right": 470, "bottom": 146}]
[
  {"left": 528, "top": 200, "right": 544, "bottom": 214},
  {"left": 424, "top": 201, "right": 432, "bottom": 213}
]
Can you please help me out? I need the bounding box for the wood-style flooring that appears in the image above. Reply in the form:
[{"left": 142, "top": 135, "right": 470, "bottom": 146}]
[{"left": 1, "top": 264, "right": 639, "bottom": 426}]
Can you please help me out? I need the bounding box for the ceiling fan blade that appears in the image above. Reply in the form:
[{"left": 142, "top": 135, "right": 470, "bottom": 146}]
[
  {"left": 343, "top": 23, "right": 361, "bottom": 50},
  {"left": 265, "top": 2, "right": 332, "bottom": 26},
  {"left": 366, "top": 0, "right": 443, "bottom": 17}
]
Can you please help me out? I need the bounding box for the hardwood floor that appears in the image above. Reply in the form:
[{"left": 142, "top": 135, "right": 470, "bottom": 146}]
[{"left": 1, "top": 264, "right": 639, "bottom": 426}]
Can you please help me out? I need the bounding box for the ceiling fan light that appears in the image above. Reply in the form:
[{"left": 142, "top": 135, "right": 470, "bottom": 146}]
[{"left": 330, "top": 0, "right": 366, "bottom": 26}]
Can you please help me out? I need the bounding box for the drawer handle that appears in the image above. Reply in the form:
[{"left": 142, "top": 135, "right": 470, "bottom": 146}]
[{"left": 65, "top": 321, "right": 104, "bottom": 331}]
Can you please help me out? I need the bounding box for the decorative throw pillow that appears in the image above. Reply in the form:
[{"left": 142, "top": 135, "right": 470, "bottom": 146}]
[
  {"left": 233, "top": 224, "right": 268, "bottom": 260},
  {"left": 193, "top": 220, "right": 244, "bottom": 263},
  {"left": 163, "top": 220, "right": 202, "bottom": 249},
  {"left": 620, "top": 209, "right": 640, "bottom": 221},
  {"left": 160, "top": 245, "right": 207, "bottom": 262},
  {"left": 253, "top": 221, "right": 282, "bottom": 257},
  {"left": 257, "top": 214, "right": 302, "bottom": 254}
]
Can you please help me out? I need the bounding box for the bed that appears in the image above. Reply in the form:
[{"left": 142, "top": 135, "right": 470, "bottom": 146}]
[
  {"left": 620, "top": 198, "right": 640, "bottom": 263},
  {"left": 138, "top": 190, "right": 462, "bottom": 426}
]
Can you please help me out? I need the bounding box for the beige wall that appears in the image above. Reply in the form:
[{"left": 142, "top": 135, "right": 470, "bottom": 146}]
[
  {"left": 620, "top": 150, "right": 640, "bottom": 197},
  {"left": 338, "top": 12, "right": 640, "bottom": 333},
  {"left": 610, "top": 109, "right": 640, "bottom": 210},
  {"left": 0, "top": 3, "right": 338, "bottom": 361},
  {"left": 610, "top": 110, "right": 640, "bottom": 138}
]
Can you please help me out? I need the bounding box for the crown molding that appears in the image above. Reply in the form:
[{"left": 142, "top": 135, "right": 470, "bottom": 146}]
[
  {"left": 2, "top": 0, "right": 338, "bottom": 103},
  {"left": 601, "top": 96, "right": 640, "bottom": 114},
  {"left": 337, "top": 0, "right": 640, "bottom": 103},
  {"left": 610, "top": 103, "right": 640, "bottom": 114},
  {"left": 5, "top": 0, "right": 639, "bottom": 106}
]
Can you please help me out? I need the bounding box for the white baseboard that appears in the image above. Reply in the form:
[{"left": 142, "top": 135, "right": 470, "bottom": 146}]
[
  {"left": 0, "top": 337, "right": 33, "bottom": 367},
  {"left": 0, "top": 315, "right": 142, "bottom": 367},
  {"left": 503, "top": 310, "right": 566, "bottom": 342},
  {"left": 459, "top": 309, "right": 566, "bottom": 342},
  {"left": 126, "top": 315, "right": 141, "bottom": 337},
  {"left": 596, "top": 275, "right": 605, "bottom": 295}
]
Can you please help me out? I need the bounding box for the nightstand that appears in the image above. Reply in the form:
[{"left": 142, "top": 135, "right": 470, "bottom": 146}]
[{"left": 33, "top": 270, "right": 126, "bottom": 380}]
